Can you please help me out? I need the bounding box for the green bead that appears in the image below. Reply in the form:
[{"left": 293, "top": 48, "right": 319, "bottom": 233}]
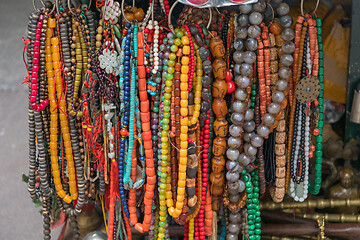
[
  {"left": 248, "top": 214, "right": 255, "bottom": 220},
  {"left": 159, "top": 221, "right": 166, "bottom": 227},
  {"left": 316, "top": 18, "right": 322, "bottom": 26},
  {"left": 253, "top": 193, "right": 259, "bottom": 199},
  {"left": 245, "top": 181, "right": 252, "bottom": 187},
  {"left": 316, "top": 156, "right": 323, "bottom": 164},
  {"left": 254, "top": 187, "right": 259, "bottom": 193},
  {"left": 166, "top": 73, "right": 173, "bottom": 80},
  {"left": 152, "top": 135, "right": 158, "bottom": 141},
  {"left": 315, "top": 150, "right": 322, "bottom": 157},
  {"left": 246, "top": 187, "right": 253, "bottom": 193},
  {"left": 253, "top": 180, "right": 259, "bottom": 187},
  {"left": 163, "top": 99, "right": 171, "bottom": 106},
  {"left": 248, "top": 209, "right": 255, "bottom": 215},
  {"left": 252, "top": 198, "right": 259, "bottom": 204},
  {"left": 255, "top": 210, "right": 261, "bottom": 217},
  {"left": 248, "top": 230, "right": 255, "bottom": 235},
  {"left": 248, "top": 235, "right": 255, "bottom": 240},
  {"left": 318, "top": 35, "right": 323, "bottom": 44},
  {"left": 248, "top": 203, "right": 254, "bottom": 210},
  {"left": 315, "top": 171, "right": 322, "bottom": 178},
  {"left": 316, "top": 142, "right": 323, "bottom": 149},
  {"left": 319, "top": 90, "right": 324, "bottom": 98},
  {"left": 248, "top": 219, "right": 255, "bottom": 225},
  {"left": 153, "top": 106, "right": 159, "bottom": 112},
  {"left": 164, "top": 106, "right": 170, "bottom": 112},
  {"left": 247, "top": 193, "right": 253, "bottom": 199},
  {"left": 163, "top": 124, "right": 169, "bottom": 131},
  {"left": 242, "top": 169, "right": 247, "bottom": 175},
  {"left": 319, "top": 52, "right": 324, "bottom": 59},
  {"left": 254, "top": 234, "right": 261, "bottom": 240},
  {"left": 315, "top": 177, "right": 322, "bottom": 184},
  {"left": 255, "top": 223, "right": 261, "bottom": 229},
  {"left": 315, "top": 164, "right": 322, "bottom": 171},
  {"left": 319, "top": 59, "right": 324, "bottom": 67},
  {"left": 170, "top": 45, "right": 178, "bottom": 53},
  {"left": 254, "top": 174, "right": 259, "bottom": 181},
  {"left": 255, "top": 204, "right": 260, "bottom": 211},
  {"left": 319, "top": 104, "right": 324, "bottom": 113},
  {"left": 164, "top": 92, "right": 171, "bottom": 100},
  {"left": 168, "top": 66, "right": 175, "bottom": 74},
  {"left": 114, "top": 25, "right": 121, "bottom": 38},
  {"left": 319, "top": 75, "right": 324, "bottom": 81},
  {"left": 176, "top": 31, "right": 183, "bottom": 38},
  {"left": 248, "top": 224, "right": 255, "bottom": 230},
  {"left": 255, "top": 216, "right": 261, "bottom": 223},
  {"left": 244, "top": 175, "right": 250, "bottom": 182},
  {"left": 255, "top": 229, "right": 261, "bottom": 235}
]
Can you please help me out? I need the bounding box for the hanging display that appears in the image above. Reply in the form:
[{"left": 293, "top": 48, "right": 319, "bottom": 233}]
[{"left": 23, "top": 0, "right": 324, "bottom": 239}]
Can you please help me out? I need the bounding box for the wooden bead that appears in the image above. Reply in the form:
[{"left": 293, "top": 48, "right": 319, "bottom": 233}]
[
  {"left": 212, "top": 59, "right": 227, "bottom": 79},
  {"left": 209, "top": 36, "right": 225, "bottom": 58},
  {"left": 212, "top": 99, "right": 228, "bottom": 118},
  {"left": 212, "top": 137, "right": 226, "bottom": 156},
  {"left": 269, "top": 22, "right": 282, "bottom": 35},
  {"left": 213, "top": 118, "right": 228, "bottom": 137},
  {"left": 212, "top": 79, "right": 227, "bottom": 99}
]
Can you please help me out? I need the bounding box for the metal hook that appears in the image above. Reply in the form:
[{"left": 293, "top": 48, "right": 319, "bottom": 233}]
[
  {"left": 121, "top": 0, "right": 136, "bottom": 24},
  {"left": 301, "top": 0, "right": 320, "bottom": 16},
  {"left": 33, "top": 0, "right": 45, "bottom": 11},
  {"left": 68, "top": 0, "right": 76, "bottom": 15}
]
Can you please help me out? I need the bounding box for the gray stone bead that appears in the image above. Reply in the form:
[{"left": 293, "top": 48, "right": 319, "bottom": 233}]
[
  {"left": 226, "top": 171, "right": 240, "bottom": 183},
  {"left": 280, "top": 53, "right": 294, "bottom": 67},
  {"left": 280, "top": 15, "right": 293, "bottom": 28},
  {"left": 276, "top": 79, "right": 288, "bottom": 91},
  {"left": 243, "top": 51, "right": 257, "bottom": 64},
  {"left": 233, "top": 50, "right": 244, "bottom": 64},
  {"left": 229, "top": 212, "right": 242, "bottom": 223},
  {"left": 228, "top": 136, "right": 242, "bottom": 149},
  {"left": 249, "top": 12, "right": 263, "bottom": 25},
  {"left": 229, "top": 124, "right": 244, "bottom": 137},
  {"left": 226, "top": 160, "right": 240, "bottom": 172},
  {"left": 282, "top": 27, "right": 295, "bottom": 41},
  {"left": 232, "top": 100, "right": 247, "bottom": 113},
  {"left": 226, "top": 148, "right": 240, "bottom": 161},
  {"left": 238, "top": 153, "right": 251, "bottom": 167},
  {"left": 253, "top": 1, "right": 267, "bottom": 13},
  {"left": 238, "top": 14, "right": 249, "bottom": 27},
  {"left": 277, "top": 3, "right": 290, "bottom": 16},
  {"left": 231, "top": 112, "right": 245, "bottom": 125},
  {"left": 234, "top": 88, "right": 248, "bottom": 101},
  {"left": 248, "top": 25, "right": 261, "bottom": 38},
  {"left": 251, "top": 134, "right": 264, "bottom": 148},
  {"left": 272, "top": 90, "right": 285, "bottom": 103},
  {"left": 244, "top": 109, "right": 254, "bottom": 121},
  {"left": 279, "top": 66, "right": 292, "bottom": 79},
  {"left": 263, "top": 113, "right": 276, "bottom": 127},
  {"left": 241, "top": 63, "right": 253, "bottom": 76},
  {"left": 233, "top": 38, "right": 245, "bottom": 51},
  {"left": 239, "top": 4, "right": 252, "bottom": 14},
  {"left": 268, "top": 102, "right": 281, "bottom": 115},
  {"left": 245, "top": 38, "right": 258, "bottom": 51},
  {"left": 244, "top": 143, "right": 257, "bottom": 156},
  {"left": 228, "top": 223, "right": 241, "bottom": 235},
  {"left": 236, "top": 27, "right": 248, "bottom": 39},
  {"left": 235, "top": 75, "right": 250, "bottom": 89},
  {"left": 244, "top": 120, "right": 256, "bottom": 133},
  {"left": 282, "top": 41, "right": 295, "bottom": 54}
]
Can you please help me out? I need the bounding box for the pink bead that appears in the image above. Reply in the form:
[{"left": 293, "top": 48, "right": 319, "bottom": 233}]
[
  {"left": 38, "top": 15, "right": 44, "bottom": 21},
  {"left": 34, "top": 40, "right": 41, "bottom": 47},
  {"left": 30, "top": 102, "right": 37, "bottom": 110},
  {"left": 203, "top": 182, "right": 207, "bottom": 187},
  {"left": 32, "top": 65, "right": 39, "bottom": 72},
  {"left": 30, "top": 95, "right": 37, "bottom": 103},
  {"left": 31, "top": 84, "right": 37, "bottom": 91},
  {"left": 31, "top": 89, "right": 37, "bottom": 96},
  {"left": 31, "top": 78, "right": 37, "bottom": 84},
  {"left": 33, "top": 46, "right": 40, "bottom": 52},
  {"left": 31, "top": 71, "right": 38, "bottom": 78},
  {"left": 33, "top": 57, "right": 39, "bottom": 64}
]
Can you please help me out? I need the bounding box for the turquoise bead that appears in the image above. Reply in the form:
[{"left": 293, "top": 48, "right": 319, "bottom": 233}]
[
  {"left": 315, "top": 177, "right": 322, "bottom": 184},
  {"left": 316, "top": 18, "right": 322, "bottom": 26},
  {"left": 315, "top": 164, "right": 322, "bottom": 171},
  {"left": 315, "top": 171, "right": 322, "bottom": 178},
  {"left": 316, "top": 156, "right": 322, "bottom": 164},
  {"left": 315, "top": 150, "right": 322, "bottom": 157}
]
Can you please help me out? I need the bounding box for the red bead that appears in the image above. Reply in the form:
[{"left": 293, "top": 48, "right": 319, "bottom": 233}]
[
  {"left": 227, "top": 81, "right": 236, "bottom": 93},
  {"left": 225, "top": 70, "right": 232, "bottom": 82},
  {"left": 122, "top": 29, "right": 127, "bottom": 35},
  {"left": 202, "top": 173, "right": 207, "bottom": 178},
  {"left": 203, "top": 163, "right": 208, "bottom": 168}
]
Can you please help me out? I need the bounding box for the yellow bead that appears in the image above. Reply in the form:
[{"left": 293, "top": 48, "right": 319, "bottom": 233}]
[
  {"left": 168, "top": 207, "right": 175, "bottom": 216},
  {"left": 166, "top": 191, "right": 172, "bottom": 199},
  {"left": 180, "top": 141, "right": 188, "bottom": 149},
  {"left": 181, "top": 65, "right": 189, "bottom": 74},
  {"left": 180, "top": 133, "right": 187, "bottom": 141},
  {"left": 53, "top": 177, "right": 61, "bottom": 184},
  {"left": 177, "top": 187, "right": 185, "bottom": 196},
  {"left": 181, "top": 36, "right": 190, "bottom": 45},
  {"left": 194, "top": 97, "right": 201, "bottom": 104},
  {"left": 180, "top": 99, "right": 188, "bottom": 107},
  {"left": 183, "top": 46, "right": 190, "bottom": 55},
  {"left": 180, "top": 74, "right": 188, "bottom": 83},
  {"left": 181, "top": 91, "right": 188, "bottom": 99},
  {"left": 180, "top": 83, "right": 188, "bottom": 91},
  {"left": 181, "top": 56, "right": 190, "bottom": 65},
  {"left": 63, "top": 195, "right": 72, "bottom": 203},
  {"left": 179, "top": 163, "right": 187, "bottom": 173},
  {"left": 51, "top": 37, "right": 59, "bottom": 46},
  {"left": 181, "top": 125, "right": 188, "bottom": 133},
  {"left": 159, "top": 210, "right": 166, "bottom": 216},
  {"left": 176, "top": 201, "right": 184, "bottom": 209},
  {"left": 174, "top": 208, "right": 182, "bottom": 217},
  {"left": 180, "top": 149, "right": 187, "bottom": 157},
  {"left": 190, "top": 117, "right": 197, "bottom": 125},
  {"left": 194, "top": 104, "right": 201, "bottom": 111},
  {"left": 178, "top": 172, "right": 186, "bottom": 180},
  {"left": 180, "top": 117, "right": 188, "bottom": 126},
  {"left": 193, "top": 111, "right": 200, "bottom": 119},
  {"left": 180, "top": 107, "right": 188, "bottom": 116},
  {"left": 167, "top": 199, "right": 174, "bottom": 208},
  {"left": 178, "top": 179, "right": 186, "bottom": 188},
  {"left": 179, "top": 157, "right": 187, "bottom": 165},
  {"left": 57, "top": 190, "right": 66, "bottom": 198}
]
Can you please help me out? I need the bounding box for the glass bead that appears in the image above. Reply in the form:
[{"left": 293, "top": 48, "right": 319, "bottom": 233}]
[
  {"left": 239, "top": 4, "right": 252, "bottom": 14},
  {"left": 249, "top": 12, "right": 263, "bottom": 25},
  {"left": 237, "top": 14, "right": 249, "bottom": 27}
]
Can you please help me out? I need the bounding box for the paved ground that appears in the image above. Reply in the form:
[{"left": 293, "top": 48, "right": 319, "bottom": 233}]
[{"left": 0, "top": 0, "right": 60, "bottom": 239}]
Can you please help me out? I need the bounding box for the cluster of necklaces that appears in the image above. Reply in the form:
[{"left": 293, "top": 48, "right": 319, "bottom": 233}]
[{"left": 24, "top": 0, "right": 324, "bottom": 239}]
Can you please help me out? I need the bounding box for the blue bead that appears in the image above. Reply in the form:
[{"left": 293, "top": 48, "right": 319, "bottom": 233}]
[
  {"left": 120, "top": 194, "right": 125, "bottom": 198},
  {"left": 127, "top": 28, "right": 132, "bottom": 33},
  {"left": 120, "top": 139, "right": 125, "bottom": 143},
  {"left": 124, "top": 116, "right": 129, "bottom": 121},
  {"left": 125, "top": 45, "right": 130, "bottom": 50},
  {"left": 124, "top": 65, "right": 130, "bottom": 71},
  {"left": 125, "top": 91, "right": 129, "bottom": 96},
  {"left": 120, "top": 152, "right": 124, "bottom": 157},
  {"left": 126, "top": 22, "right": 131, "bottom": 28},
  {"left": 124, "top": 70, "right": 130, "bottom": 76},
  {"left": 124, "top": 60, "right": 130, "bottom": 66},
  {"left": 123, "top": 120, "right": 128, "bottom": 126},
  {"left": 124, "top": 55, "right": 130, "bottom": 61},
  {"left": 124, "top": 96, "right": 129, "bottom": 101}
]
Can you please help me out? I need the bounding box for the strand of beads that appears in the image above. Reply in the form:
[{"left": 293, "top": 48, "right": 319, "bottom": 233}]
[
  {"left": 209, "top": 34, "right": 228, "bottom": 211},
  {"left": 308, "top": 17, "right": 324, "bottom": 195},
  {"left": 168, "top": 28, "right": 189, "bottom": 219}
]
